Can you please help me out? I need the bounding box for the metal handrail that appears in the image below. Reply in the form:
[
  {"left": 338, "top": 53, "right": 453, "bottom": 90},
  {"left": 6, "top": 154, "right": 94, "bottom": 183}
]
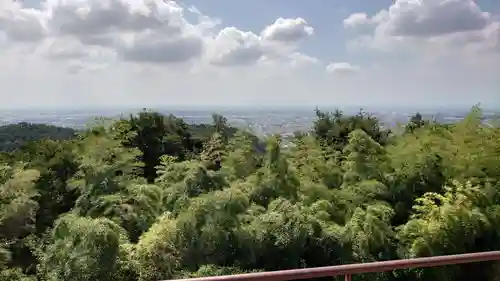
[{"left": 163, "top": 251, "right": 500, "bottom": 281}]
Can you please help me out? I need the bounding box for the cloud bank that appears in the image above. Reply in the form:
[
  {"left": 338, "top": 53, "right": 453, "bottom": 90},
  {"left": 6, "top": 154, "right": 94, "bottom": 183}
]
[{"left": 0, "top": 0, "right": 498, "bottom": 109}]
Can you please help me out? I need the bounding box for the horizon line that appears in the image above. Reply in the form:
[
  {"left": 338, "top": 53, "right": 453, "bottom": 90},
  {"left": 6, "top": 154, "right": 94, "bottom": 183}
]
[{"left": 0, "top": 103, "right": 494, "bottom": 112}]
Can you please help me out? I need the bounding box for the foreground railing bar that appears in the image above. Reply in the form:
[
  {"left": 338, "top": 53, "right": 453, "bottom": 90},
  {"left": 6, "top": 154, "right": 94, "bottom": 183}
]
[{"left": 163, "top": 251, "right": 500, "bottom": 281}]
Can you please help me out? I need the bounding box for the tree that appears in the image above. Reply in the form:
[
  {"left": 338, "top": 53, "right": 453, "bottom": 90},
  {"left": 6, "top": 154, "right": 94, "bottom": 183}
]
[
  {"left": 312, "top": 108, "right": 391, "bottom": 152},
  {"left": 405, "top": 113, "right": 427, "bottom": 133},
  {"left": 39, "top": 214, "right": 130, "bottom": 281},
  {"left": 200, "top": 132, "right": 226, "bottom": 171},
  {"left": 0, "top": 106, "right": 498, "bottom": 281},
  {"left": 121, "top": 110, "right": 195, "bottom": 183}
]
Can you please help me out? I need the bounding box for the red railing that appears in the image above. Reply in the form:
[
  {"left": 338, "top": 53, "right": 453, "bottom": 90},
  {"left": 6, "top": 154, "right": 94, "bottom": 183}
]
[{"left": 164, "top": 251, "right": 500, "bottom": 281}]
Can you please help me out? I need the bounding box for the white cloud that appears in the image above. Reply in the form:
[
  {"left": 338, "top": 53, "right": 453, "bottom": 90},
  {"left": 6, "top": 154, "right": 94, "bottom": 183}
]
[
  {"left": 208, "top": 27, "right": 263, "bottom": 66},
  {"left": 0, "top": 0, "right": 326, "bottom": 108},
  {"left": 344, "top": 0, "right": 500, "bottom": 57},
  {"left": 0, "top": 0, "right": 498, "bottom": 110},
  {"left": 343, "top": 13, "right": 373, "bottom": 30},
  {"left": 119, "top": 31, "right": 205, "bottom": 64},
  {"left": 383, "top": 0, "right": 489, "bottom": 37},
  {"left": 0, "top": 2, "right": 47, "bottom": 42},
  {"left": 260, "top": 17, "right": 314, "bottom": 43},
  {"left": 37, "top": 37, "right": 96, "bottom": 60},
  {"left": 325, "top": 62, "right": 359, "bottom": 74},
  {"left": 208, "top": 17, "right": 314, "bottom": 67},
  {"left": 0, "top": 0, "right": 316, "bottom": 69}
]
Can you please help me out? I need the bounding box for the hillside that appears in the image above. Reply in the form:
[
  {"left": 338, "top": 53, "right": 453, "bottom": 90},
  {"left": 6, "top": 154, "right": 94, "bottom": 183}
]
[
  {"left": 0, "top": 122, "right": 77, "bottom": 152},
  {"left": 0, "top": 107, "right": 499, "bottom": 281},
  {"left": 0, "top": 118, "right": 261, "bottom": 154}
]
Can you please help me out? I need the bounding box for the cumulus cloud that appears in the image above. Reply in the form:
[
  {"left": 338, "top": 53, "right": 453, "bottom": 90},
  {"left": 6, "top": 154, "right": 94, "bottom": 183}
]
[
  {"left": 261, "top": 17, "right": 314, "bottom": 42},
  {"left": 344, "top": 0, "right": 499, "bottom": 55},
  {"left": 209, "top": 27, "right": 263, "bottom": 66},
  {"left": 119, "top": 32, "right": 205, "bottom": 64},
  {"left": 0, "top": 2, "right": 48, "bottom": 42},
  {"left": 0, "top": 0, "right": 498, "bottom": 110},
  {"left": 325, "top": 62, "right": 359, "bottom": 74},
  {"left": 343, "top": 13, "right": 373, "bottom": 30},
  {"left": 209, "top": 17, "right": 314, "bottom": 67},
  {"left": 383, "top": 0, "right": 488, "bottom": 37},
  {"left": 0, "top": 0, "right": 317, "bottom": 71}
]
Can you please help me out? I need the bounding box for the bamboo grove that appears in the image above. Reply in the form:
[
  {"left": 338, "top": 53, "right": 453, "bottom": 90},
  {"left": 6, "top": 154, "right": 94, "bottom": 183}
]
[{"left": 0, "top": 107, "right": 499, "bottom": 281}]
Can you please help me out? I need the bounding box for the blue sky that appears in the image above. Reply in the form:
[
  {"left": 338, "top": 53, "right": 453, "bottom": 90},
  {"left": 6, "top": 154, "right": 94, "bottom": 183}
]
[{"left": 1, "top": 0, "right": 499, "bottom": 109}]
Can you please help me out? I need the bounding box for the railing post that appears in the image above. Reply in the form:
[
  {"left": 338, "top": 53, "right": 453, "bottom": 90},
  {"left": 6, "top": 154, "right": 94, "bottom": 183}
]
[{"left": 345, "top": 274, "right": 351, "bottom": 281}]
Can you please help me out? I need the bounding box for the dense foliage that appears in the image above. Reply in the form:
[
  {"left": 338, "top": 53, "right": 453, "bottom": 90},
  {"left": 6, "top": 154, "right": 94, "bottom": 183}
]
[
  {"left": 0, "top": 107, "right": 499, "bottom": 281},
  {"left": 0, "top": 123, "right": 76, "bottom": 152}
]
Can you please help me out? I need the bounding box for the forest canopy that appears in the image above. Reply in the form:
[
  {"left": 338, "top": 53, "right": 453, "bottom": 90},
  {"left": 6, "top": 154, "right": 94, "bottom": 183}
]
[
  {"left": 0, "top": 107, "right": 499, "bottom": 281},
  {"left": 0, "top": 122, "right": 76, "bottom": 152}
]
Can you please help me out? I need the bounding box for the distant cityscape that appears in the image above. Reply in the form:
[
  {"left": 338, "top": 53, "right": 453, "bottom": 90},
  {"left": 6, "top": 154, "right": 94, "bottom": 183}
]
[{"left": 0, "top": 107, "right": 498, "bottom": 137}]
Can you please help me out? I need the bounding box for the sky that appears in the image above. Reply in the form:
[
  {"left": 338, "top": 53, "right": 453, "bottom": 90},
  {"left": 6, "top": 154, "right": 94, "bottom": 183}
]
[{"left": 0, "top": 0, "right": 499, "bottom": 110}]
